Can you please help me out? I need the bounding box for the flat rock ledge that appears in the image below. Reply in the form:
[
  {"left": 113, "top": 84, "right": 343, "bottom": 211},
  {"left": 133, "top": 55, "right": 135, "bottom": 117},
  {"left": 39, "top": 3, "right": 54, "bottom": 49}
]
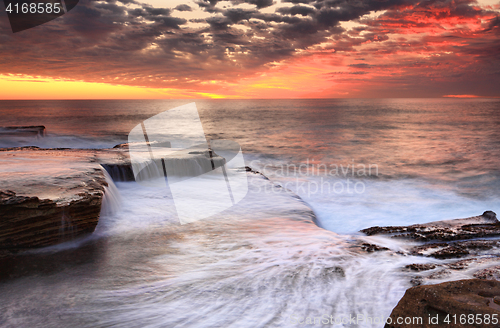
[
  {"left": 0, "top": 145, "right": 227, "bottom": 251},
  {"left": 385, "top": 279, "right": 500, "bottom": 328},
  {"left": 0, "top": 147, "right": 116, "bottom": 250}
]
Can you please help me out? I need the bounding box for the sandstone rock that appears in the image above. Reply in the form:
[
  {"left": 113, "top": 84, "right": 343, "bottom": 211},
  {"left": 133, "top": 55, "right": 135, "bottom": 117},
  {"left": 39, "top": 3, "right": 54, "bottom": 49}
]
[
  {"left": 0, "top": 148, "right": 111, "bottom": 249},
  {"left": 0, "top": 145, "right": 230, "bottom": 249},
  {"left": 386, "top": 279, "right": 500, "bottom": 328},
  {"left": 107, "top": 143, "right": 226, "bottom": 181}
]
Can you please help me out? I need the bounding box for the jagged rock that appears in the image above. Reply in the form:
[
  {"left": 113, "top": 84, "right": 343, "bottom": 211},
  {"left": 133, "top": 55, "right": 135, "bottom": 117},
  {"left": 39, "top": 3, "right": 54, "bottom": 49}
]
[
  {"left": 447, "top": 258, "right": 476, "bottom": 270},
  {"left": 361, "top": 212, "right": 500, "bottom": 262},
  {"left": 386, "top": 279, "right": 500, "bottom": 328},
  {"left": 410, "top": 276, "right": 424, "bottom": 286},
  {"left": 361, "top": 211, "right": 500, "bottom": 242},
  {"left": 405, "top": 264, "right": 437, "bottom": 271},
  {"left": 411, "top": 240, "right": 500, "bottom": 259},
  {"left": 427, "top": 269, "right": 451, "bottom": 279},
  {"left": 361, "top": 243, "right": 390, "bottom": 252},
  {"left": 474, "top": 266, "right": 500, "bottom": 280}
]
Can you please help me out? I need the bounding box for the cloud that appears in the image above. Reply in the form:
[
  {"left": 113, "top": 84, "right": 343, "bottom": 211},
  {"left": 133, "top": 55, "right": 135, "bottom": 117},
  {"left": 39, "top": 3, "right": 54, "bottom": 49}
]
[
  {"left": 175, "top": 4, "right": 193, "bottom": 11},
  {"left": 0, "top": 0, "right": 498, "bottom": 97}
]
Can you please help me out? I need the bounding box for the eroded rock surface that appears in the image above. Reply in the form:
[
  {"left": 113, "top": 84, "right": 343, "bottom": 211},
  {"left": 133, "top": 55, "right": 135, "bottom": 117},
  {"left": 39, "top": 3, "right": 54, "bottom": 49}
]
[
  {"left": 0, "top": 148, "right": 114, "bottom": 249},
  {"left": 361, "top": 211, "right": 500, "bottom": 242},
  {"left": 362, "top": 213, "right": 500, "bottom": 322},
  {"left": 385, "top": 279, "right": 500, "bottom": 328},
  {"left": 0, "top": 145, "right": 229, "bottom": 249}
]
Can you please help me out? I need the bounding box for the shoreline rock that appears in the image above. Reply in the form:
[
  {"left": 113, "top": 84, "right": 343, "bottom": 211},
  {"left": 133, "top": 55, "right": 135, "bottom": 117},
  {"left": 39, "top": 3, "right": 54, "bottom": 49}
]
[
  {"left": 0, "top": 145, "right": 228, "bottom": 250},
  {"left": 0, "top": 148, "right": 114, "bottom": 249},
  {"left": 385, "top": 279, "right": 500, "bottom": 328},
  {"left": 361, "top": 211, "right": 500, "bottom": 242},
  {"left": 362, "top": 213, "right": 500, "bottom": 326},
  {"left": 0, "top": 189, "right": 104, "bottom": 249}
]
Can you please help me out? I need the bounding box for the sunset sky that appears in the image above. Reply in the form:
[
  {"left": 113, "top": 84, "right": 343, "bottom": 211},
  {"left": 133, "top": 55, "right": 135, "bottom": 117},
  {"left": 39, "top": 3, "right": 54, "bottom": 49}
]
[{"left": 0, "top": 0, "right": 499, "bottom": 99}]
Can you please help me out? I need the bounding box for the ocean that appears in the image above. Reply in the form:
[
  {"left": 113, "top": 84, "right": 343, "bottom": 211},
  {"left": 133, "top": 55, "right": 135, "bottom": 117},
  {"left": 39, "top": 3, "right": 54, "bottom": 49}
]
[{"left": 1, "top": 98, "right": 499, "bottom": 327}]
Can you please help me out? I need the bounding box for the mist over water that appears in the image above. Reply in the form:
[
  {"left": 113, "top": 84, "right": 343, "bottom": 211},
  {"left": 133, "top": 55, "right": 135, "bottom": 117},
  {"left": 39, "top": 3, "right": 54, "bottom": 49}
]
[{"left": 1, "top": 99, "right": 500, "bottom": 327}]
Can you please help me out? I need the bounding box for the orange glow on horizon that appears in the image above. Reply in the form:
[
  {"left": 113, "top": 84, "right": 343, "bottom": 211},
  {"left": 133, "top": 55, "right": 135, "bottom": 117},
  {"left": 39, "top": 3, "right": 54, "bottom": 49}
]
[
  {"left": 0, "top": 1, "right": 499, "bottom": 100},
  {"left": 443, "top": 95, "right": 481, "bottom": 98},
  {"left": 0, "top": 75, "right": 206, "bottom": 100}
]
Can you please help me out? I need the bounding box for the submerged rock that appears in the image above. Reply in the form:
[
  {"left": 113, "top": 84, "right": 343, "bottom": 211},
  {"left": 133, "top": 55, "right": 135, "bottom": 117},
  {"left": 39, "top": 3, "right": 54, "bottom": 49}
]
[
  {"left": 405, "top": 263, "right": 437, "bottom": 272},
  {"left": 361, "top": 243, "right": 390, "bottom": 252},
  {"left": 385, "top": 279, "right": 500, "bottom": 328},
  {"left": 411, "top": 240, "right": 500, "bottom": 259},
  {"left": 474, "top": 266, "right": 500, "bottom": 280}
]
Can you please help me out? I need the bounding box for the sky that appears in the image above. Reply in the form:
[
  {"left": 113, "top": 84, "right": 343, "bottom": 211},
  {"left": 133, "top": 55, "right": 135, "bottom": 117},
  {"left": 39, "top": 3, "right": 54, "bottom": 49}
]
[{"left": 0, "top": 0, "right": 499, "bottom": 99}]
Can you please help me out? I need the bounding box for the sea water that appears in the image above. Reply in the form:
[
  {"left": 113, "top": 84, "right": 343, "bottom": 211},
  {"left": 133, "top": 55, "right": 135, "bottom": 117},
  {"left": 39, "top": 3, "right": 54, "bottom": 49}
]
[{"left": 1, "top": 99, "right": 499, "bottom": 327}]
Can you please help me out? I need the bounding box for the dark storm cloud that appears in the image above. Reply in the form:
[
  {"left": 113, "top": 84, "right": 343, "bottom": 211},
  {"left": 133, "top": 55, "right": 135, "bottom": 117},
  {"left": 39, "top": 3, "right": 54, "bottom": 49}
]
[
  {"left": 175, "top": 4, "right": 193, "bottom": 11},
  {"left": 0, "top": 0, "right": 498, "bottom": 95},
  {"left": 282, "top": 0, "right": 316, "bottom": 4},
  {"left": 197, "top": 0, "right": 274, "bottom": 9},
  {"left": 233, "top": 0, "right": 275, "bottom": 9},
  {"left": 277, "top": 5, "right": 316, "bottom": 16}
]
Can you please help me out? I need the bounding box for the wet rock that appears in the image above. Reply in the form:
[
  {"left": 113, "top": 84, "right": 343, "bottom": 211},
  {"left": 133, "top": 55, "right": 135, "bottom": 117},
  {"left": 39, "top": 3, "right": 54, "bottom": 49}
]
[
  {"left": 447, "top": 258, "right": 475, "bottom": 270},
  {"left": 385, "top": 279, "right": 500, "bottom": 328},
  {"left": 427, "top": 269, "right": 451, "bottom": 279},
  {"left": 107, "top": 143, "right": 226, "bottom": 181},
  {"left": 322, "top": 266, "right": 345, "bottom": 278},
  {"left": 0, "top": 190, "right": 103, "bottom": 249},
  {"left": 0, "top": 145, "right": 234, "bottom": 249},
  {"left": 474, "top": 266, "right": 500, "bottom": 280},
  {"left": 410, "top": 276, "right": 424, "bottom": 286},
  {"left": 0, "top": 148, "right": 113, "bottom": 249},
  {"left": 361, "top": 243, "right": 390, "bottom": 252},
  {"left": 361, "top": 211, "right": 500, "bottom": 242},
  {"left": 405, "top": 263, "right": 437, "bottom": 272},
  {"left": 411, "top": 240, "right": 500, "bottom": 259}
]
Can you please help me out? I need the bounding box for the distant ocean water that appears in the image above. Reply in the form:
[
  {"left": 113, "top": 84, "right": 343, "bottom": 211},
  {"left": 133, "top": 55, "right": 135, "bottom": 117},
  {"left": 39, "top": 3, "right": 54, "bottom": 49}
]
[
  {"left": 1, "top": 98, "right": 499, "bottom": 232},
  {"left": 1, "top": 98, "right": 500, "bottom": 327}
]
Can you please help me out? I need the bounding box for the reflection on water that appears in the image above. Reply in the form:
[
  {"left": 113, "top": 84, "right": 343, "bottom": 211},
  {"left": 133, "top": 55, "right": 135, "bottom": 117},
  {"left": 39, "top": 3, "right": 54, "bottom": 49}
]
[
  {"left": 1, "top": 99, "right": 499, "bottom": 327},
  {"left": 2, "top": 99, "right": 500, "bottom": 185}
]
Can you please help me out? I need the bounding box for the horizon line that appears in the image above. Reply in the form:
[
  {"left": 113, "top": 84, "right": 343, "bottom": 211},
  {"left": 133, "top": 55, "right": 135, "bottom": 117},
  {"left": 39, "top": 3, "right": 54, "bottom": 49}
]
[{"left": 1, "top": 96, "right": 499, "bottom": 101}]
